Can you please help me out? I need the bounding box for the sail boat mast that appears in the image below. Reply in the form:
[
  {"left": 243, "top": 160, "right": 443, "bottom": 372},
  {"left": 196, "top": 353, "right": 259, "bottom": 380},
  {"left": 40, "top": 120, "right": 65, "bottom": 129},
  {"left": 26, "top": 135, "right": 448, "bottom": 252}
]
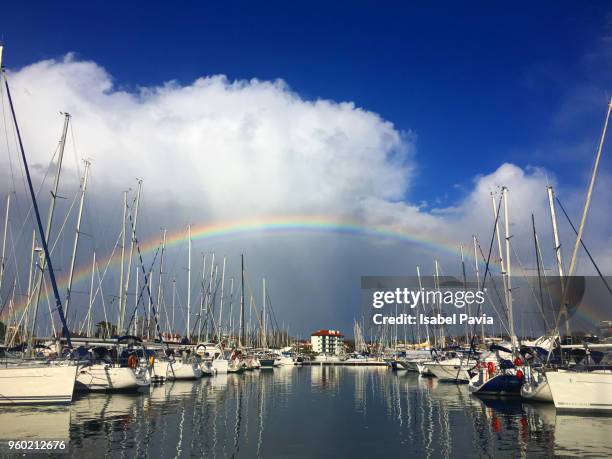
[
  {"left": 29, "top": 112, "right": 70, "bottom": 348},
  {"left": 65, "top": 160, "right": 90, "bottom": 320},
  {"left": 502, "top": 186, "right": 517, "bottom": 349},
  {"left": 187, "top": 224, "right": 192, "bottom": 341},
  {"left": 0, "top": 193, "right": 9, "bottom": 308}
]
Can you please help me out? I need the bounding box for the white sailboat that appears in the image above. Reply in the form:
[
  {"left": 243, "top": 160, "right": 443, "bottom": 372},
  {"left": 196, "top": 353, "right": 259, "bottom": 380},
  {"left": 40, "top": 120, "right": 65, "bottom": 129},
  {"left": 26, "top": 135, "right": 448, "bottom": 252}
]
[{"left": 543, "top": 98, "right": 612, "bottom": 412}]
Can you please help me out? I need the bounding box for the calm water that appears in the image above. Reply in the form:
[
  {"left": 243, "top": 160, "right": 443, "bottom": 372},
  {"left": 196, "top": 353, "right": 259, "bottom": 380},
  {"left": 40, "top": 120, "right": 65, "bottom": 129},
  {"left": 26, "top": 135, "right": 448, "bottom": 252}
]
[{"left": 1, "top": 367, "right": 610, "bottom": 458}]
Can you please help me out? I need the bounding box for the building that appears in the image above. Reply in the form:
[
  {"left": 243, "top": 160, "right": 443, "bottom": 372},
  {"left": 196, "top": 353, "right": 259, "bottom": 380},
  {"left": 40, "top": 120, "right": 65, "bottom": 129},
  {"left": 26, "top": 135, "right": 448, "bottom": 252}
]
[{"left": 310, "top": 329, "right": 344, "bottom": 355}]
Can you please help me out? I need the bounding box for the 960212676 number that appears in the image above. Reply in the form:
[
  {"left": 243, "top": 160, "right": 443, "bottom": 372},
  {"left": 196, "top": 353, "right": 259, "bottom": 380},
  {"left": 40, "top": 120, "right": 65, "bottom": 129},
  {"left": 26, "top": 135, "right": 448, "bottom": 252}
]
[{"left": 7, "top": 440, "right": 67, "bottom": 450}]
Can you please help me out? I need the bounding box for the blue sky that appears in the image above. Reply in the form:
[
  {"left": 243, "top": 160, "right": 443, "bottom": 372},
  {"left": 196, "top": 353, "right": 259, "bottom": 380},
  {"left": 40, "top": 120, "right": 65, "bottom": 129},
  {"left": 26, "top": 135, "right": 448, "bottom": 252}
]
[{"left": 3, "top": 1, "right": 612, "bottom": 207}]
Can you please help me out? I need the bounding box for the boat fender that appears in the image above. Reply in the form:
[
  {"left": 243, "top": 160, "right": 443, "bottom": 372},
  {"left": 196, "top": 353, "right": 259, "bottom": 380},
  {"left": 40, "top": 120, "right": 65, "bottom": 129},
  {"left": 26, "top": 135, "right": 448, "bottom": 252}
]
[
  {"left": 516, "top": 369, "right": 524, "bottom": 380},
  {"left": 513, "top": 357, "right": 523, "bottom": 366},
  {"left": 487, "top": 361, "right": 496, "bottom": 376}
]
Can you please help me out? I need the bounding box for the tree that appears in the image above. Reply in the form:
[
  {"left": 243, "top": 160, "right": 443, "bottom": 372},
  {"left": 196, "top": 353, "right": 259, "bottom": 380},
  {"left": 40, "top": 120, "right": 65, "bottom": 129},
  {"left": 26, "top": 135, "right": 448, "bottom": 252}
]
[{"left": 95, "top": 321, "right": 117, "bottom": 338}]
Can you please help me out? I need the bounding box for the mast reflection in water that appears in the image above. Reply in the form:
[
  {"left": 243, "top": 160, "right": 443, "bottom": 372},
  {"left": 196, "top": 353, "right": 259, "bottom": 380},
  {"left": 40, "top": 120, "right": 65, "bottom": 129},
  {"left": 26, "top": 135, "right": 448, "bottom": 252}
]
[{"left": 0, "top": 367, "right": 609, "bottom": 458}]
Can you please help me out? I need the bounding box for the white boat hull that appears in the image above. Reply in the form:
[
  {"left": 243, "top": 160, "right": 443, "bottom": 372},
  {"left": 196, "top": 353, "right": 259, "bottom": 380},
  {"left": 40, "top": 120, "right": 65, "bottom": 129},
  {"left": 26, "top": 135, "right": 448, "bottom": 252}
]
[
  {"left": 546, "top": 370, "right": 612, "bottom": 412},
  {"left": 76, "top": 364, "right": 143, "bottom": 392},
  {"left": 521, "top": 377, "right": 553, "bottom": 402},
  {"left": 154, "top": 360, "right": 202, "bottom": 380},
  {"left": 0, "top": 364, "right": 76, "bottom": 405},
  {"left": 424, "top": 362, "right": 472, "bottom": 382},
  {"left": 211, "top": 359, "right": 229, "bottom": 374}
]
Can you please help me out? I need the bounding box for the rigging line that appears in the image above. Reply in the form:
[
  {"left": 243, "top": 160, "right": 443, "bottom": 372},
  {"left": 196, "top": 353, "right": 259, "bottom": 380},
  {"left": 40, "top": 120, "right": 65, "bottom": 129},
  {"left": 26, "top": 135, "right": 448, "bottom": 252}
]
[
  {"left": 511, "top": 239, "right": 549, "bottom": 328},
  {"left": 125, "top": 208, "right": 170, "bottom": 354},
  {"left": 49, "top": 185, "right": 80, "bottom": 254},
  {"left": 68, "top": 121, "right": 82, "bottom": 184},
  {"left": 476, "top": 238, "right": 508, "bottom": 323},
  {"left": 0, "top": 77, "right": 24, "bottom": 200},
  {"left": 534, "top": 230, "right": 556, "bottom": 320},
  {"left": 5, "top": 141, "right": 60, "bottom": 256},
  {"left": 7, "top": 223, "right": 23, "bottom": 298},
  {"left": 123, "top": 244, "right": 160, "bottom": 335},
  {"left": 76, "top": 229, "right": 122, "bottom": 334},
  {"left": 96, "top": 265, "right": 111, "bottom": 338},
  {"left": 532, "top": 216, "right": 551, "bottom": 333},
  {"left": 41, "top": 274, "right": 57, "bottom": 337},
  {"left": 556, "top": 196, "right": 612, "bottom": 298}
]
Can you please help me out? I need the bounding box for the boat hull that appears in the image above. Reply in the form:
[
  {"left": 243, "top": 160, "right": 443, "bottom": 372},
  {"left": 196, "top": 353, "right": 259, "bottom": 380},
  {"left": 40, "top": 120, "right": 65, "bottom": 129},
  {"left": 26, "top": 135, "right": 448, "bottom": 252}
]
[
  {"left": 0, "top": 364, "right": 77, "bottom": 405},
  {"left": 154, "top": 361, "right": 202, "bottom": 380},
  {"left": 520, "top": 379, "right": 553, "bottom": 402},
  {"left": 211, "top": 359, "right": 229, "bottom": 374},
  {"left": 469, "top": 372, "right": 523, "bottom": 396},
  {"left": 546, "top": 370, "right": 612, "bottom": 412},
  {"left": 75, "top": 364, "right": 143, "bottom": 392},
  {"left": 424, "top": 363, "right": 472, "bottom": 382}
]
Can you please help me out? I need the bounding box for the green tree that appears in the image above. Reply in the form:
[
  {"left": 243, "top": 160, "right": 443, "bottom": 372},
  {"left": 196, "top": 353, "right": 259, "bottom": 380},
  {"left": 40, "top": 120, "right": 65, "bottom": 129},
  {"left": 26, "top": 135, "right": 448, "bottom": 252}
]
[{"left": 95, "top": 321, "right": 117, "bottom": 338}]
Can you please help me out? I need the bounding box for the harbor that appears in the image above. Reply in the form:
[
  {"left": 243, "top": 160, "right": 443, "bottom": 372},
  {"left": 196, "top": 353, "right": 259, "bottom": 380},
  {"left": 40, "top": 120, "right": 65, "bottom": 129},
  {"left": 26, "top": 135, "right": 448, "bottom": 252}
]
[
  {"left": 2, "top": 3, "right": 612, "bottom": 457},
  {"left": 1, "top": 367, "right": 611, "bottom": 458}
]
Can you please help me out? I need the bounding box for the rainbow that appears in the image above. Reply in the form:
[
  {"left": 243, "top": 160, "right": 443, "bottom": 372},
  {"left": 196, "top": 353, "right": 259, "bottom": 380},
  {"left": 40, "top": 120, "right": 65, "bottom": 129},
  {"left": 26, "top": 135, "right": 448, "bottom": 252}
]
[{"left": 3, "top": 215, "right": 470, "bottom": 321}]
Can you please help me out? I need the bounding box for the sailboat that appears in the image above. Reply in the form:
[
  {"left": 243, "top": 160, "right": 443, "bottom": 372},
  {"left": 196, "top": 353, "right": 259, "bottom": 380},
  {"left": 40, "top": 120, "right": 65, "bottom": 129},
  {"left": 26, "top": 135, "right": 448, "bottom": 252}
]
[
  {"left": 544, "top": 99, "right": 612, "bottom": 412},
  {"left": 469, "top": 188, "right": 526, "bottom": 396},
  {"left": 0, "top": 45, "right": 77, "bottom": 405}
]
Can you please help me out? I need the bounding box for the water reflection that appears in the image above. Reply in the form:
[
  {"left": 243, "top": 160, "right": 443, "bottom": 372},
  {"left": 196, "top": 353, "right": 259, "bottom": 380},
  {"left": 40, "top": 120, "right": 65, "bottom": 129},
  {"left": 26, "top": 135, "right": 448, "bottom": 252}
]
[{"left": 0, "top": 368, "right": 609, "bottom": 458}]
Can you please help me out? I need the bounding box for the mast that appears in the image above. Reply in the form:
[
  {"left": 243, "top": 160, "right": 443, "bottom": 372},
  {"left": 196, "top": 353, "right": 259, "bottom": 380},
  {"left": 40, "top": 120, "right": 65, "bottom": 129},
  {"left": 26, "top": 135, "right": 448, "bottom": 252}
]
[
  {"left": 502, "top": 186, "right": 516, "bottom": 349},
  {"left": 262, "top": 277, "right": 267, "bottom": 349},
  {"left": 156, "top": 229, "right": 167, "bottom": 338},
  {"left": 218, "top": 256, "right": 226, "bottom": 342},
  {"left": 120, "top": 179, "right": 142, "bottom": 332},
  {"left": 86, "top": 251, "right": 96, "bottom": 336},
  {"left": 546, "top": 186, "right": 564, "bottom": 278},
  {"left": 532, "top": 214, "right": 548, "bottom": 334},
  {"left": 171, "top": 278, "right": 176, "bottom": 338},
  {"left": 65, "top": 160, "right": 90, "bottom": 320},
  {"left": 3, "top": 62, "right": 72, "bottom": 347},
  {"left": 240, "top": 254, "right": 245, "bottom": 347},
  {"left": 434, "top": 259, "right": 444, "bottom": 347},
  {"left": 460, "top": 244, "right": 469, "bottom": 344},
  {"left": 205, "top": 252, "right": 214, "bottom": 340},
  {"left": 416, "top": 265, "right": 430, "bottom": 346},
  {"left": 228, "top": 278, "right": 234, "bottom": 343},
  {"left": 473, "top": 235, "right": 484, "bottom": 342},
  {"left": 187, "top": 224, "right": 191, "bottom": 341},
  {"left": 0, "top": 193, "right": 9, "bottom": 306},
  {"left": 554, "top": 98, "right": 612, "bottom": 341},
  {"left": 117, "top": 191, "right": 127, "bottom": 332},
  {"left": 29, "top": 112, "right": 70, "bottom": 348},
  {"left": 491, "top": 193, "right": 506, "bottom": 273},
  {"left": 546, "top": 185, "right": 570, "bottom": 336}
]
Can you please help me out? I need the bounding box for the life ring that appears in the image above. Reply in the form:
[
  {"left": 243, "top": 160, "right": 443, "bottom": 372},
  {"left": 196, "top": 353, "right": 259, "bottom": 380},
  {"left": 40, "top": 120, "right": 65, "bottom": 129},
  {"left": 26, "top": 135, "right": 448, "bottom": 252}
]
[
  {"left": 487, "top": 361, "right": 496, "bottom": 376},
  {"left": 128, "top": 354, "right": 138, "bottom": 369}
]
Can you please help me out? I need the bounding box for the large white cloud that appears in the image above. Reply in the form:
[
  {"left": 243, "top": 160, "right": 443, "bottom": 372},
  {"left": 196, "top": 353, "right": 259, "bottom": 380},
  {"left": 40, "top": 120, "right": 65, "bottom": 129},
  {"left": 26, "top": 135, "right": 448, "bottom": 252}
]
[{"left": 5, "top": 54, "right": 413, "bottom": 222}]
